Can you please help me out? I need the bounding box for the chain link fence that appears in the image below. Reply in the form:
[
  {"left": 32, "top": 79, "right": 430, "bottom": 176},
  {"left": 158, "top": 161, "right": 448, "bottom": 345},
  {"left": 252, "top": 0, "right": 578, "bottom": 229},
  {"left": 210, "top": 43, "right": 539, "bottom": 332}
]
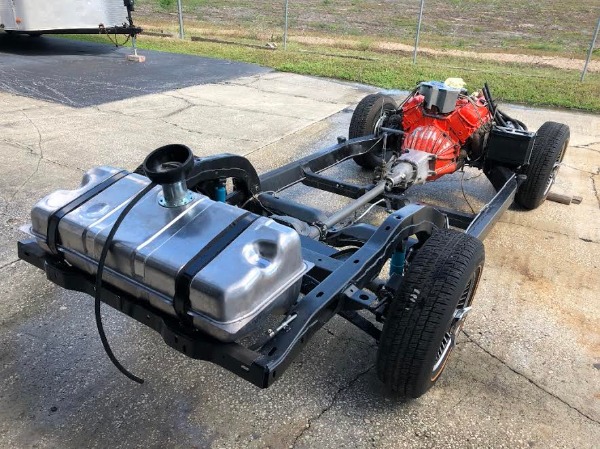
[{"left": 133, "top": 0, "right": 599, "bottom": 77}]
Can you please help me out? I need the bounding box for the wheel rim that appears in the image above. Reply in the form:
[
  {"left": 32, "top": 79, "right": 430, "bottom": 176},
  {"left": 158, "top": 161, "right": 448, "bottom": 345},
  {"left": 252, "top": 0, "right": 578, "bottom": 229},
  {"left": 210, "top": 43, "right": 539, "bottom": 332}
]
[
  {"left": 370, "top": 107, "right": 395, "bottom": 163},
  {"left": 431, "top": 265, "right": 482, "bottom": 381},
  {"left": 543, "top": 139, "right": 569, "bottom": 197},
  {"left": 373, "top": 113, "right": 387, "bottom": 135}
]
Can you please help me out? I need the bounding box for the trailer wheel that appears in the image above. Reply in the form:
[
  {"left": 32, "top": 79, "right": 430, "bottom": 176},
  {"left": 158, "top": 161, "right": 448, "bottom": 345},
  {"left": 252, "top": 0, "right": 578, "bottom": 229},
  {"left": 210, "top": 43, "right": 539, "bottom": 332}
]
[
  {"left": 376, "top": 229, "right": 485, "bottom": 399},
  {"left": 515, "top": 121, "right": 570, "bottom": 210},
  {"left": 349, "top": 93, "right": 397, "bottom": 169}
]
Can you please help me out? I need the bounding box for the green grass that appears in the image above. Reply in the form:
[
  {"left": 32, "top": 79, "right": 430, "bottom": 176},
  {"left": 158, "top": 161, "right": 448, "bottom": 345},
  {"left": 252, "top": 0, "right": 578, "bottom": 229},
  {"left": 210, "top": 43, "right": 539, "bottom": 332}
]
[
  {"left": 65, "top": 34, "right": 600, "bottom": 112},
  {"left": 134, "top": 0, "right": 599, "bottom": 58},
  {"left": 524, "top": 42, "right": 566, "bottom": 52},
  {"left": 156, "top": 0, "right": 208, "bottom": 10}
]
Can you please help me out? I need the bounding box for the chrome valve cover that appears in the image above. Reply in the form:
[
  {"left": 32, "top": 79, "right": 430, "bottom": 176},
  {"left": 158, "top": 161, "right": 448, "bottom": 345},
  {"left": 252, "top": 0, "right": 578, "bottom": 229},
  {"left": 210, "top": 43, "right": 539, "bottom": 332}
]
[{"left": 28, "top": 167, "right": 309, "bottom": 341}]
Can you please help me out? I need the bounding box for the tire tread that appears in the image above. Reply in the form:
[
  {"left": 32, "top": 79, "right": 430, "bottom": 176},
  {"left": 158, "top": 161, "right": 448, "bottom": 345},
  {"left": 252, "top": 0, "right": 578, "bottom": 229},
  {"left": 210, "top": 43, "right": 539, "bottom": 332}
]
[
  {"left": 349, "top": 94, "right": 396, "bottom": 169},
  {"left": 376, "top": 229, "right": 484, "bottom": 398},
  {"left": 515, "top": 121, "right": 570, "bottom": 209}
]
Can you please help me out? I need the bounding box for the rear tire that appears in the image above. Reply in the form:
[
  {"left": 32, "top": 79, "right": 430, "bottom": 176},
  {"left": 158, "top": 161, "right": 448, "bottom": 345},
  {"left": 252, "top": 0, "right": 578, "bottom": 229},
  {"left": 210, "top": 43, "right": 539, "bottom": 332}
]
[
  {"left": 349, "top": 93, "right": 397, "bottom": 169},
  {"left": 515, "top": 121, "right": 570, "bottom": 210},
  {"left": 376, "top": 229, "right": 485, "bottom": 399}
]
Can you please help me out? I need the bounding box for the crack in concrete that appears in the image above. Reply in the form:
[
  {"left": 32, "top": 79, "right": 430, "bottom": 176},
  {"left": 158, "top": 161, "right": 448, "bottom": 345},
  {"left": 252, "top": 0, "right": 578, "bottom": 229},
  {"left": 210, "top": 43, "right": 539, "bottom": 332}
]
[
  {"left": 86, "top": 89, "right": 351, "bottom": 161},
  {"left": 0, "top": 259, "right": 20, "bottom": 271},
  {"left": 323, "top": 327, "right": 377, "bottom": 349},
  {"left": 162, "top": 103, "right": 195, "bottom": 118},
  {"left": 579, "top": 237, "right": 596, "bottom": 243},
  {"left": 497, "top": 219, "right": 600, "bottom": 244},
  {"left": 96, "top": 103, "right": 261, "bottom": 145},
  {"left": 591, "top": 171, "right": 600, "bottom": 210},
  {"left": 572, "top": 141, "right": 600, "bottom": 152},
  {"left": 0, "top": 116, "right": 87, "bottom": 212},
  {"left": 160, "top": 118, "right": 261, "bottom": 143},
  {"left": 497, "top": 219, "right": 573, "bottom": 240},
  {"left": 0, "top": 137, "right": 87, "bottom": 172},
  {"left": 92, "top": 100, "right": 262, "bottom": 144},
  {"left": 462, "top": 330, "right": 600, "bottom": 426},
  {"left": 3, "top": 111, "right": 44, "bottom": 215},
  {"left": 164, "top": 92, "right": 323, "bottom": 121},
  {"left": 224, "top": 79, "right": 351, "bottom": 106},
  {"left": 290, "top": 364, "right": 375, "bottom": 448},
  {"left": 106, "top": 90, "right": 326, "bottom": 121},
  {"left": 40, "top": 157, "right": 86, "bottom": 173},
  {"left": 170, "top": 100, "right": 315, "bottom": 121},
  {"left": 162, "top": 92, "right": 196, "bottom": 106},
  {"left": 241, "top": 107, "right": 349, "bottom": 160},
  {"left": 157, "top": 93, "right": 197, "bottom": 118},
  {"left": 560, "top": 163, "right": 599, "bottom": 175},
  {"left": 0, "top": 138, "right": 38, "bottom": 155}
]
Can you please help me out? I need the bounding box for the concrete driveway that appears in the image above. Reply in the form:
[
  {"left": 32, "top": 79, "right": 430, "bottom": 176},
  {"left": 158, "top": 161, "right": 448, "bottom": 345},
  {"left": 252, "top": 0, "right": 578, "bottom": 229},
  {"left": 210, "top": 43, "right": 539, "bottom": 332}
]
[{"left": 0, "top": 38, "right": 599, "bottom": 449}]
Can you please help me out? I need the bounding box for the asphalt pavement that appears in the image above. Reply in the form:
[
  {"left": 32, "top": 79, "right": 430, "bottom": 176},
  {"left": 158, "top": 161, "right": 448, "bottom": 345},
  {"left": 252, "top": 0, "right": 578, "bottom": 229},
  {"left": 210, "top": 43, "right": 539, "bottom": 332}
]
[{"left": 0, "top": 35, "right": 268, "bottom": 107}]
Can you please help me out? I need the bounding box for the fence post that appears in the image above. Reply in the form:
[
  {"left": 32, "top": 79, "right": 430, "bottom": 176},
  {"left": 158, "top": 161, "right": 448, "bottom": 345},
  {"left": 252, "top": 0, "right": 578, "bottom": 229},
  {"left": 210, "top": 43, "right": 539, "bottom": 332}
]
[
  {"left": 581, "top": 17, "right": 600, "bottom": 82},
  {"left": 413, "top": 0, "right": 425, "bottom": 64},
  {"left": 283, "top": 0, "right": 289, "bottom": 50},
  {"left": 177, "top": 0, "right": 185, "bottom": 39}
]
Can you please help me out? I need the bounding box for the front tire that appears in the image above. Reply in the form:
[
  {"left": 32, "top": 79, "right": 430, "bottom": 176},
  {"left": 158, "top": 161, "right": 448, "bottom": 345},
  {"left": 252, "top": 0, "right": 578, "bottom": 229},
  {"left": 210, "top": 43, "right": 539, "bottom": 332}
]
[
  {"left": 376, "top": 229, "right": 485, "bottom": 399},
  {"left": 349, "top": 93, "right": 397, "bottom": 169},
  {"left": 515, "top": 121, "right": 570, "bottom": 210}
]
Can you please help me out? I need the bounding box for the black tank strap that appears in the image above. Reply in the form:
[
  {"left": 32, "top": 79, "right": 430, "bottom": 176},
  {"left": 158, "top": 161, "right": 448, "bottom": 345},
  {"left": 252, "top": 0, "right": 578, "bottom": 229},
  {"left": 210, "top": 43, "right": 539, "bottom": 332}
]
[{"left": 173, "top": 212, "right": 259, "bottom": 324}]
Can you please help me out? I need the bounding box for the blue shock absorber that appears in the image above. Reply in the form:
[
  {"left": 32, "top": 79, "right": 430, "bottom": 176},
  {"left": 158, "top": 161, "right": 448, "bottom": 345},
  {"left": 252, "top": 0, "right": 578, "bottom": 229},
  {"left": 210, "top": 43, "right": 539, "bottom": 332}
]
[
  {"left": 390, "top": 240, "right": 407, "bottom": 275},
  {"left": 215, "top": 179, "right": 226, "bottom": 203}
]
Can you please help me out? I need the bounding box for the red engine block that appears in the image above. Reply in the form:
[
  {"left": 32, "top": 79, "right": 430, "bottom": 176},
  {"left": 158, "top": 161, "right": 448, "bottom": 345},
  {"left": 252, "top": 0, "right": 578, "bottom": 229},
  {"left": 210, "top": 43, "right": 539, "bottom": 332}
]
[{"left": 400, "top": 93, "right": 491, "bottom": 180}]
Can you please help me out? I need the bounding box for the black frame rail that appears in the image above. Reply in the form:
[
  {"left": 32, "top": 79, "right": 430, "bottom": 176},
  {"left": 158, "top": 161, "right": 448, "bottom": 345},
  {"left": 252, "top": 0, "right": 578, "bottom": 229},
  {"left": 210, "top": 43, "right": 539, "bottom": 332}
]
[
  {"left": 19, "top": 204, "right": 447, "bottom": 388},
  {"left": 18, "top": 133, "right": 524, "bottom": 388}
]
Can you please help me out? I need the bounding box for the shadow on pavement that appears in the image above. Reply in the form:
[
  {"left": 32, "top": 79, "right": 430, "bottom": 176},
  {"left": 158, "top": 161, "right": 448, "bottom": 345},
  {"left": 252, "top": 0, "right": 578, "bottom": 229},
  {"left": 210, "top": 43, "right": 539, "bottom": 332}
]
[{"left": 0, "top": 33, "right": 116, "bottom": 56}]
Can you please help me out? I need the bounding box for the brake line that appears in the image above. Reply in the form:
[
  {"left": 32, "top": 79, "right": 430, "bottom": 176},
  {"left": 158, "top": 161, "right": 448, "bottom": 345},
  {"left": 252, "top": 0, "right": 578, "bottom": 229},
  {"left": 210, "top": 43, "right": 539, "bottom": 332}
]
[{"left": 94, "top": 182, "right": 156, "bottom": 384}]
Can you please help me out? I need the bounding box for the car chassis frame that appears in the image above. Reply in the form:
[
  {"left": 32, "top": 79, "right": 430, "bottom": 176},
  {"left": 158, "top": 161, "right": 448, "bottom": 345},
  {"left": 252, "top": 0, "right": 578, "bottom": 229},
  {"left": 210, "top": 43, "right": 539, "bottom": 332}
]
[{"left": 18, "top": 132, "right": 523, "bottom": 388}]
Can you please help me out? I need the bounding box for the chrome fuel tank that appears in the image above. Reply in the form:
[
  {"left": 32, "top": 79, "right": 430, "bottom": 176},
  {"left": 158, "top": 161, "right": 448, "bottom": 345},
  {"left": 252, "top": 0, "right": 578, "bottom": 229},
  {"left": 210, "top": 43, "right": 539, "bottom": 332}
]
[{"left": 29, "top": 167, "right": 309, "bottom": 341}]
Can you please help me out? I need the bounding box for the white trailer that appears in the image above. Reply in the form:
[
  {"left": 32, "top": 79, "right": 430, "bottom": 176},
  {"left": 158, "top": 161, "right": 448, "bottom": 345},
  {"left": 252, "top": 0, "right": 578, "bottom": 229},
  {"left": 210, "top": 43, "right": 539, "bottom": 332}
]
[{"left": 0, "top": 0, "right": 139, "bottom": 36}]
